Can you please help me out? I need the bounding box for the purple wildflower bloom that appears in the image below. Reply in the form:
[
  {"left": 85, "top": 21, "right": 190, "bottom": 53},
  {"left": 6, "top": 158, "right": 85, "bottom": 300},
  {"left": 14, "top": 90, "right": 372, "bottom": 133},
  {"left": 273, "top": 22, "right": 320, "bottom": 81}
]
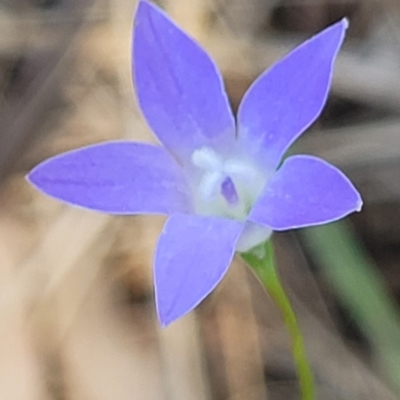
[{"left": 27, "top": 0, "right": 362, "bottom": 326}]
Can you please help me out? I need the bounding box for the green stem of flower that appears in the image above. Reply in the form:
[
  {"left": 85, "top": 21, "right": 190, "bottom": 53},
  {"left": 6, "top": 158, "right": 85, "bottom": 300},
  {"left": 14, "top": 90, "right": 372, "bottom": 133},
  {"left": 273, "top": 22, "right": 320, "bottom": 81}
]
[{"left": 241, "top": 239, "right": 315, "bottom": 400}]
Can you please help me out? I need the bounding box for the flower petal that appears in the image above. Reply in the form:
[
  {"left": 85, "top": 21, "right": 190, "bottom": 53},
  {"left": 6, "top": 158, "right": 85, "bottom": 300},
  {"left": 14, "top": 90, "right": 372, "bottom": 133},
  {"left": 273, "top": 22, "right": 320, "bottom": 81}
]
[
  {"left": 154, "top": 213, "right": 243, "bottom": 326},
  {"left": 133, "top": 1, "right": 235, "bottom": 163},
  {"left": 248, "top": 155, "right": 362, "bottom": 230},
  {"left": 238, "top": 19, "right": 348, "bottom": 169},
  {"left": 27, "top": 141, "right": 191, "bottom": 215}
]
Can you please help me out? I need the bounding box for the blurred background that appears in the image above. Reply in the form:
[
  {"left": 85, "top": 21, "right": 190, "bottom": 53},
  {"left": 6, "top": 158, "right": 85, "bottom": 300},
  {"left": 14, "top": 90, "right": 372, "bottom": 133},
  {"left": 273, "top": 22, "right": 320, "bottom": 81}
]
[{"left": 1, "top": 0, "right": 400, "bottom": 399}]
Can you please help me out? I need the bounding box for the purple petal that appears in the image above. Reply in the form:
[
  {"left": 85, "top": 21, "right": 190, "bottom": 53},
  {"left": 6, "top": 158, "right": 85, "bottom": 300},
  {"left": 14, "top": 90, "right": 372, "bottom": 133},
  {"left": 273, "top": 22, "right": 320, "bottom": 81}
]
[
  {"left": 27, "top": 141, "right": 191, "bottom": 215},
  {"left": 238, "top": 19, "right": 348, "bottom": 169},
  {"left": 248, "top": 155, "right": 362, "bottom": 230},
  {"left": 154, "top": 214, "right": 243, "bottom": 326},
  {"left": 133, "top": 1, "right": 235, "bottom": 164}
]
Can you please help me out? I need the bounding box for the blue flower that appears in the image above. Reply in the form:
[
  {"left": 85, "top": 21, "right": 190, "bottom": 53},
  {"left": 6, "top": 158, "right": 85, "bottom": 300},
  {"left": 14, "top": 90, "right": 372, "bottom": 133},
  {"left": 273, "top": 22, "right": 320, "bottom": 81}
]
[{"left": 27, "top": 0, "right": 362, "bottom": 326}]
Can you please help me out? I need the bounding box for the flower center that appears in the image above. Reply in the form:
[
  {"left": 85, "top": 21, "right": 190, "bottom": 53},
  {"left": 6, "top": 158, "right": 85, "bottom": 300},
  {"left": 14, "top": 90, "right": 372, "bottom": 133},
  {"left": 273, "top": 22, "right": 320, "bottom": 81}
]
[{"left": 191, "top": 146, "right": 266, "bottom": 220}]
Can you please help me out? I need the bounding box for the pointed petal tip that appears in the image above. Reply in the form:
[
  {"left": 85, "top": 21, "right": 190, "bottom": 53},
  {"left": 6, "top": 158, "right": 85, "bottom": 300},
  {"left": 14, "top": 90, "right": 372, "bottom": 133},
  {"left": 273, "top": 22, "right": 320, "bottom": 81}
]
[
  {"left": 136, "top": 0, "right": 158, "bottom": 16},
  {"left": 25, "top": 170, "right": 33, "bottom": 184},
  {"left": 349, "top": 185, "right": 363, "bottom": 213},
  {"left": 158, "top": 312, "right": 176, "bottom": 328},
  {"left": 356, "top": 197, "right": 363, "bottom": 212},
  {"left": 158, "top": 315, "right": 170, "bottom": 329},
  {"left": 137, "top": 0, "right": 151, "bottom": 9},
  {"left": 321, "top": 16, "right": 348, "bottom": 44},
  {"left": 25, "top": 160, "right": 48, "bottom": 190},
  {"left": 135, "top": 1, "right": 166, "bottom": 33},
  {"left": 135, "top": 0, "right": 154, "bottom": 30},
  {"left": 156, "top": 297, "right": 177, "bottom": 328},
  {"left": 341, "top": 17, "right": 349, "bottom": 30},
  {"left": 328, "top": 17, "right": 348, "bottom": 32},
  {"left": 25, "top": 170, "right": 41, "bottom": 194}
]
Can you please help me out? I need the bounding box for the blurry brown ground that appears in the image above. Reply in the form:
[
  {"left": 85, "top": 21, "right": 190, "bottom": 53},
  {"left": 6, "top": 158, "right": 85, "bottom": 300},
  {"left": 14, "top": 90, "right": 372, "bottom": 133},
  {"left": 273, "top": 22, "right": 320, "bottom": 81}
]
[{"left": 1, "top": 0, "right": 400, "bottom": 399}]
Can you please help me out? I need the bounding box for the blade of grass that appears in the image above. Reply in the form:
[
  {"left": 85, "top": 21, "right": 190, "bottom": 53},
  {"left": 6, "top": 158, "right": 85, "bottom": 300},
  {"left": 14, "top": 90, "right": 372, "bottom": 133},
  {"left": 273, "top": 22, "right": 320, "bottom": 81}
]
[{"left": 302, "top": 221, "right": 400, "bottom": 394}]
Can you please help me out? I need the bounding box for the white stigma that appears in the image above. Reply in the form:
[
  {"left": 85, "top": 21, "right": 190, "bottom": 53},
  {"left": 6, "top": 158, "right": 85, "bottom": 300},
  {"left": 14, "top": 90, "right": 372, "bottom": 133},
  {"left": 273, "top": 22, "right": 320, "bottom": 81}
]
[
  {"left": 192, "top": 147, "right": 224, "bottom": 202},
  {"left": 192, "top": 147, "right": 223, "bottom": 171}
]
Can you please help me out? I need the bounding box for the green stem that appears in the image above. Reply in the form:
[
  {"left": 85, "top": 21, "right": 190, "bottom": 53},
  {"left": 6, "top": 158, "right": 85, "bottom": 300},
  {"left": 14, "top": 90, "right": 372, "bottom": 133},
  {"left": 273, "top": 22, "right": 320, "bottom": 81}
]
[{"left": 241, "top": 239, "right": 315, "bottom": 400}]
